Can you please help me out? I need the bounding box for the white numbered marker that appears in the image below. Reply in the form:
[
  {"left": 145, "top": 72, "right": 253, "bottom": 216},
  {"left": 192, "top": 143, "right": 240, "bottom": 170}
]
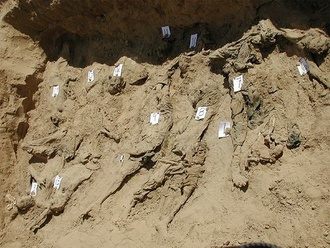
[
  {"left": 30, "top": 182, "right": 38, "bottom": 196},
  {"left": 300, "top": 58, "right": 309, "bottom": 72},
  {"left": 53, "top": 175, "right": 63, "bottom": 190},
  {"left": 113, "top": 64, "right": 123, "bottom": 77},
  {"left": 233, "top": 75, "right": 243, "bottom": 92},
  {"left": 161, "top": 26, "right": 171, "bottom": 38},
  {"left": 297, "top": 58, "right": 309, "bottom": 76},
  {"left": 88, "top": 70, "right": 95, "bottom": 82},
  {"left": 189, "top": 34, "right": 198, "bottom": 48},
  {"left": 297, "top": 65, "right": 306, "bottom": 75},
  {"left": 120, "top": 154, "right": 125, "bottom": 163},
  {"left": 150, "top": 112, "right": 160, "bottom": 125},
  {"left": 52, "top": 85, "right": 60, "bottom": 97},
  {"left": 218, "top": 122, "right": 231, "bottom": 138},
  {"left": 195, "top": 107, "right": 207, "bottom": 120}
]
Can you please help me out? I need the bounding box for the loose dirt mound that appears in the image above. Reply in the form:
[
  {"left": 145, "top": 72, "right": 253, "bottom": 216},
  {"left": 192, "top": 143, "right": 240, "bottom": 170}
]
[{"left": 0, "top": 1, "right": 329, "bottom": 247}]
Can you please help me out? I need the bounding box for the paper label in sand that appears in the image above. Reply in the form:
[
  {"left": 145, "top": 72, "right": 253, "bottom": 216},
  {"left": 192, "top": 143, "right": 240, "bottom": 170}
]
[
  {"left": 120, "top": 154, "right": 125, "bottom": 163},
  {"left": 297, "top": 65, "right": 307, "bottom": 75},
  {"left": 161, "top": 26, "right": 171, "bottom": 38},
  {"left": 300, "top": 58, "right": 309, "bottom": 72},
  {"left": 195, "top": 107, "right": 207, "bottom": 120},
  {"left": 113, "top": 64, "right": 123, "bottom": 77},
  {"left": 30, "top": 182, "right": 38, "bottom": 196},
  {"left": 297, "top": 58, "right": 309, "bottom": 76},
  {"left": 88, "top": 70, "right": 95, "bottom": 82},
  {"left": 53, "top": 175, "right": 63, "bottom": 190},
  {"left": 189, "top": 34, "right": 198, "bottom": 48},
  {"left": 150, "top": 112, "right": 160, "bottom": 125},
  {"left": 52, "top": 85, "right": 60, "bottom": 97},
  {"left": 218, "top": 122, "right": 231, "bottom": 138},
  {"left": 233, "top": 75, "right": 243, "bottom": 92}
]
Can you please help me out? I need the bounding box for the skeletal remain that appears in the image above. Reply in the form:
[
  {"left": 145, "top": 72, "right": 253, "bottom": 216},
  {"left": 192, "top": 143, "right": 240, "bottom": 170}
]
[
  {"left": 27, "top": 164, "right": 92, "bottom": 232},
  {"left": 208, "top": 19, "right": 329, "bottom": 188},
  {"left": 82, "top": 80, "right": 174, "bottom": 217},
  {"left": 130, "top": 159, "right": 205, "bottom": 233},
  {"left": 21, "top": 128, "right": 67, "bottom": 157},
  {"left": 28, "top": 165, "right": 46, "bottom": 186},
  {"left": 210, "top": 19, "right": 330, "bottom": 75},
  {"left": 308, "top": 62, "right": 330, "bottom": 89},
  {"left": 5, "top": 193, "right": 17, "bottom": 210}
]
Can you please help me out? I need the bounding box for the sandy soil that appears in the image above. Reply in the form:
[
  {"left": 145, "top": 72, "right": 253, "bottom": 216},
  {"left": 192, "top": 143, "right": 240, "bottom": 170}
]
[{"left": 0, "top": 1, "right": 329, "bottom": 247}]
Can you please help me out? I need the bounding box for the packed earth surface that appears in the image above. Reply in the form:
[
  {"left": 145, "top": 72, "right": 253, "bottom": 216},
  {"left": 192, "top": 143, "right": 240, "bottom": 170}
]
[{"left": 0, "top": 0, "right": 330, "bottom": 247}]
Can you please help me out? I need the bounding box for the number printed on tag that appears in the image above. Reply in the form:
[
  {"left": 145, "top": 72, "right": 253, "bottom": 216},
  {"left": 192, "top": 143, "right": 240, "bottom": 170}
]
[
  {"left": 195, "top": 107, "right": 207, "bottom": 120},
  {"left": 190, "top": 34, "right": 198, "bottom": 48},
  {"left": 52, "top": 85, "right": 60, "bottom": 97},
  {"left": 88, "top": 70, "right": 95, "bottom": 82},
  {"left": 53, "top": 175, "right": 63, "bottom": 190},
  {"left": 150, "top": 112, "right": 160, "bottom": 125},
  {"left": 233, "top": 75, "right": 243, "bottom": 92},
  {"left": 218, "top": 122, "right": 231, "bottom": 138},
  {"left": 120, "top": 154, "right": 125, "bottom": 163},
  {"left": 30, "top": 182, "right": 38, "bottom": 196},
  {"left": 113, "top": 64, "right": 123, "bottom": 77},
  {"left": 161, "top": 26, "right": 171, "bottom": 38}
]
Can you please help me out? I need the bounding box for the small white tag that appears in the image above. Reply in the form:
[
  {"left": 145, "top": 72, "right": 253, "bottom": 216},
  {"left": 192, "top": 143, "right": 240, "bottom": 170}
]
[
  {"left": 120, "top": 154, "right": 125, "bottom": 163},
  {"left": 161, "top": 26, "right": 171, "bottom": 38},
  {"left": 233, "top": 75, "right": 243, "bottom": 92},
  {"left": 113, "top": 64, "right": 123, "bottom": 77},
  {"left": 297, "top": 65, "right": 306, "bottom": 75},
  {"left": 218, "top": 122, "right": 231, "bottom": 138},
  {"left": 150, "top": 112, "right": 160, "bottom": 125},
  {"left": 88, "top": 70, "right": 95, "bottom": 83},
  {"left": 52, "top": 85, "right": 60, "bottom": 97},
  {"left": 189, "top": 34, "right": 198, "bottom": 48},
  {"left": 195, "top": 107, "right": 207, "bottom": 120},
  {"left": 30, "top": 182, "right": 38, "bottom": 196},
  {"left": 53, "top": 175, "right": 63, "bottom": 190},
  {"left": 297, "top": 58, "right": 309, "bottom": 76},
  {"left": 300, "top": 58, "right": 309, "bottom": 73}
]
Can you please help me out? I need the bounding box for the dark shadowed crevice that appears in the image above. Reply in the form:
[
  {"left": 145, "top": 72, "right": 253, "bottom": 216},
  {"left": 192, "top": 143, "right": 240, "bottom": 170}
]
[{"left": 5, "top": 0, "right": 329, "bottom": 67}]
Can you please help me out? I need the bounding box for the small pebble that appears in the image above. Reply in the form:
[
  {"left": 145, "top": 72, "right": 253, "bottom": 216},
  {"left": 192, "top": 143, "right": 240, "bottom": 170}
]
[{"left": 223, "top": 240, "right": 230, "bottom": 245}]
